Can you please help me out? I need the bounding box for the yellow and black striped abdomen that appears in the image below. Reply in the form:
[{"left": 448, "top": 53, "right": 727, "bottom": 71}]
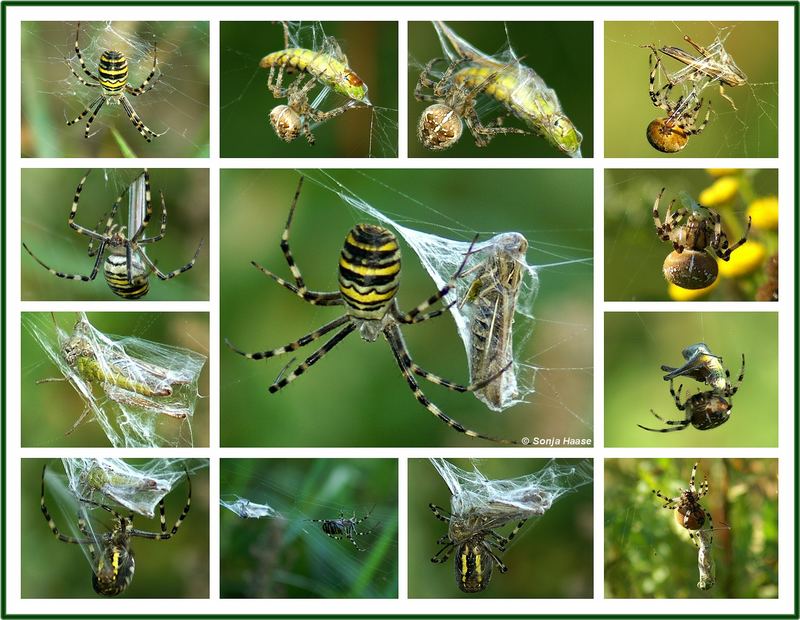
[
  {"left": 98, "top": 50, "right": 129, "bottom": 93},
  {"left": 339, "top": 224, "right": 401, "bottom": 319},
  {"left": 104, "top": 253, "right": 149, "bottom": 299}
]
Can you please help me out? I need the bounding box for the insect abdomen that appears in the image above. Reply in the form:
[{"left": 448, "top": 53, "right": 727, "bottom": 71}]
[
  {"left": 98, "top": 50, "right": 129, "bottom": 93},
  {"left": 338, "top": 224, "right": 401, "bottom": 319},
  {"left": 104, "top": 254, "right": 150, "bottom": 299},
  {"left": 259, "top": 48, "right": 368, "bottom": 102}
]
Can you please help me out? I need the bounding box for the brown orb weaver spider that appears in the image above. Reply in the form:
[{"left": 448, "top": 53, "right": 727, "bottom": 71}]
[{"left": 651, "top": 462, "right": 714, "bottom": 546}]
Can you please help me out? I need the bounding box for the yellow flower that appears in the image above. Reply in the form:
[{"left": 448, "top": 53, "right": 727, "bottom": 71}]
[
  {"left": 706, "top": 168, "right": 740, "bottom": 178},
  {"left": 668, "top": 279, "right": 718, "bottom": 300},
  {"left": 747, "top": 196, "right": 779, "bottom": 230},
  {"left": 699, "top": 177, "right": 740, "bottom": 207},
  {"left": 718, "top": 241, "right": 767, "bottom": 278}
]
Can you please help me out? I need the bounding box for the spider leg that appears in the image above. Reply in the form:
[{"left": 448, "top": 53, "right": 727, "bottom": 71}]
[
  {"left": 383, "top": 323, "right": 515, "bottom": 444},
  {"left": 414, "top": 57, "right": 445, "bottom": 100},
  {"left": 23, "top": 241, "right": 106, "bottom": 283},
  {"left": 252, "top": 176, "right": 344, "bottom": 306},
  {"left": 71, "top": 23, "right": 100, "bottom": 82},
  {"left": 715, "top": 217, "right": 751, "bottom": 260},
  {"left": 688, "top": 462, "right": 699, "bottom": 493},
  {"left": 66, "top": 62, "right": 99, "bottom": 88},
  {"left": 637, "top": 408, "right": 690, "bottom": 432},
  {"left": 685, "top": 99, "right": 711, "bottom": 136},
  {"left": 125, "top": 43, "right": 160, "bottom": 96},
  {"left": 136, "top": 190, "right": 166, "bottom": 244},
  {"left": 137, "top": 237, "right": 204, "bottom": 281},
  {"left": 130, "top": 472, "right": 191, "bottom": 540},
  {"left": 482, "top": 545, "right": 508, "bottom": 573},
  {"left": 464, "top": 104, "right": 527, "bottom": 148},
  {"left": 431, "top": 541, "right": 456, "bottom": 564},
  {"left": 652, "top": 188, "right": 671, "bottom": 240},
  {"left": 66, "top": 170, "right": 118, "bottom": 240},
  {"left": 429, "top": 503, "right": 452, "bottom": 523},
  {"left": 652, "top": 489, "right": 677, "bottom": 506},
  {"left": 120, "top": 94, "right": 166, "bottom": 142},
  {"left": 267, "top": 322, "right": 357, "bottom": 393},
  {"left": 65, "top": 94, "right": 104, "bottom": 136},
  {"left": 40, "top": 466, "right": 94, "bottom": 545},
  {"left": 226, "top": 315, "right": 350, "bottom": 360},
  {"left": 726, "top": 353, "right": 746, "bottom": 397}
]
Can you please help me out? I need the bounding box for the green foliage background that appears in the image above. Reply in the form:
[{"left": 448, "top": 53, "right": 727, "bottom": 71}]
[
  {"left": 604, "top": 312, "right": 777, "bottom": 447},
  {"left": 21, "top": 168, "right": 210, "bottom": 301},
  {"left": 21, "top": 458, "right": 210, "bottom": 598},
  {"left": 604, "top": 168, "right": 778, "bottom": 301},
  {"left": 21, "top": 21, "right": 210, "bottom": 158},
  {"left": 605, "top": 458, "right": 778, "bottom": 598},
  {"left": 219, "top": 458, "right": 398, "bottom": 598},
  {"left": 21, "top": 312, "right": 210, "bottom": 447},
  {"left": 604, "top": 21, "right": 778, "bottom": 157},
  {"left": 408, "top": 21, "right": 594, "bottom": 158},
  {"left": 220, "top": 22, "right": 398, "bottom": 158},
  {"left": 407, "top": 458, "right": 593, "bottom": 598},
  {"left": 220, "top": 169, "right": 593, "bottom": 447}
]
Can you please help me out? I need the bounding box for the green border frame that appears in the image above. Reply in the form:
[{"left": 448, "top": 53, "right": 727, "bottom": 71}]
[{"left": 2, "top": 1, "right": 798, "bottom": 617}]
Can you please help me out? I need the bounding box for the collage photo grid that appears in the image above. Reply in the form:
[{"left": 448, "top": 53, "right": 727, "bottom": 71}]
[{"left": 2, "top": 2, "right": 797, "bottom": 618}]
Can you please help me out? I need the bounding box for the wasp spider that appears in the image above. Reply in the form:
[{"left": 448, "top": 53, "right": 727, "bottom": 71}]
[
  {"left": 23, "top": 169, "right": 203, "bottom": 299},
  {"left": 40, "top": 465, "right": 191, "bottom": 596},
  {"left": 65, "top": 22, "right": 165, "bottom": 142},
  {"left": 226, "top": 176, "right": 514, "bottom": 444},
  {"left": 309, "top": 508, "right": 375, "bottom": 552},
  {"left": 429, "top": 503, "right": 527, "bottom": 593}
]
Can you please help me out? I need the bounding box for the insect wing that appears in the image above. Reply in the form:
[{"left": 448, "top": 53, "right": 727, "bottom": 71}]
[{"left": 127, "top": 172, "right": 147, "bottom": 240}]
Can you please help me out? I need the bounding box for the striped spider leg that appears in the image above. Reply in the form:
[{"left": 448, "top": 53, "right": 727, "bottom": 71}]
[
  {"left": 226, "top": 176, "right": 516, "bottom": 444},
  {"left": 65, "top": 22, "right": 165, "bottom": 142}
]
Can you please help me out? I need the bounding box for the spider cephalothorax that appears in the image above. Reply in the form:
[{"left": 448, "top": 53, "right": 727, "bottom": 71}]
[
  {"left": 646, "top": 49, "right": 711, "bottom": 153},
  {"left": 40, "top": 465, "right": 191, "bottom": 596},
  {"left": 225, "top": 176, "right": 514, "bottom": 444},
  {"left": 428, "top": 504, "right": 526, "bottom": 593},
  {"left": 651, "top": 462, "right": 713, "bottom": 546},
  {"left": 653, "top": 189, "right": 751, "bottom": 289},
  {"left": 414, "top": 57, "right": 526, "bottom": 151}
]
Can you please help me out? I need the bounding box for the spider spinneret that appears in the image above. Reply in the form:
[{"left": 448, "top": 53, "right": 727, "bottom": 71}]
[
  {"left": 429, "top": 503, "right": 526, "bottom": 593},
  {"left": 651, "top": 462, "right": 713, "bottom": 546},
  {"left": 225, "top": 176, "right": 514, "bottom": 444},
  {"left": 40, "top": 464, "right": 191, "bottom": 596},
  {"left": 23, "top": 169, "right": 204, "bottom": 299},
  {"left": 65, "top": 22, "right": 165, "bottom": 142},
  {"left": 653, "top": 189, "right": 751, "bottom": 289}
]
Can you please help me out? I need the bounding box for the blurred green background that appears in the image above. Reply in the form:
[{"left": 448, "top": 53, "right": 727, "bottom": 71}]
[
  {"left": 220, "top": 169, "right": 593, "bottom": 447},
  {"left": 605, "top": 312, "right": 777, "bottom": 447},
  {"left": 408, "top": 21, "right": 594, "bottom": 158},
  {"left": 220, "top": 22, "right": 398, "bottom": 158},
  {"left": 22, "top": 21, "right": 210, "bottom": 158},
  {"left": 604, "top": 168, "right": 778, "bottom": 301},
  {"left": 220, "top": 458, "right": 398, "bottom": 598},
  {"left": 605, "top": 458, "right": 778, "bottom": 598},
  {"left": 408, "top": 458, "right": 593, "bottom": 598},
  {"left": 22, "top": 458, "right": 209, "bottom": 598},
  {"left": 21, "top": 312, "right": 210, "bottom": 447},
  {"left": 604, "top": 22, "right": 778, "bottom": 157},
  {"left": 21, "top": 168, "right": 209, "bottom": 301}
]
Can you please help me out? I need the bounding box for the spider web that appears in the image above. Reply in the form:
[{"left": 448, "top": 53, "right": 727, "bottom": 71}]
[
  {"left": 23, "top": 312, "right": 206, "bottom": 447},
  {"left": 43, "top": 459, "right": 205, "bottom": 583},
  {"left": 21, "top": 21, "right": 210, "bottom": 157},
  {"left": 220, "top": 21, "right": 397, "bottom": 158},
  {"left": 219, "top": 460, "right": 398, "bottom": 598},
  {"left": 299, "top": 170, "right": 593, "bottom": 436},
  {"left": 431, "top": 458, "right": 593, "bottom": 530},
  {"left": 605, "top": 21, "right": 779, "bottom": 157}
]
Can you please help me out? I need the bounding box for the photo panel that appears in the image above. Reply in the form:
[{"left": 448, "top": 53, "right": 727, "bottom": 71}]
[
  {"left": 220, "top": 21, "right": 398, "bottom": 158},
  {"left": 604, "top": 458, "right": 778, "bottom": 599},
  {"left": 605, "top": 312, "right": 777, "bottom": 447},
  {"left": 604, "top": 21, "right": 778, "bottom": 158},
  {"left": 21, "top": 312, "right": 210, "bottom": 447},
  {"left": 21, "top": 21, "right": 210, "bottom": 158},
  {"left": 22, "top": 457, "right": 210, "bottom": 598},
  {"left": 21, "top": 168, "right": 210, "bottom": 301},
  {"left": 220, "top": 168, "right": 593, "bottom": 447},
  {"left": 408, "top": 21, "right": 593, "bottom": 158},
  {"left": 408, "top": 457, "right": 594, "bottom": 598},
  {"left": 219, "top": 458, "right": 398, "bottom": 598}
]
